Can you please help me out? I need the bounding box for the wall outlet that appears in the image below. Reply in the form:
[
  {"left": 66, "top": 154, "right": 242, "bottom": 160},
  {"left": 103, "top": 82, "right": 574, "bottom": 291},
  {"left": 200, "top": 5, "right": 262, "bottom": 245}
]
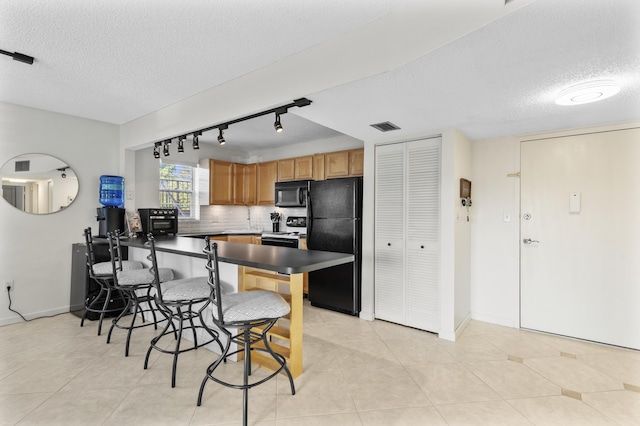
[{"left": 5, "top": 280, "right": 14, "bottom": 291}]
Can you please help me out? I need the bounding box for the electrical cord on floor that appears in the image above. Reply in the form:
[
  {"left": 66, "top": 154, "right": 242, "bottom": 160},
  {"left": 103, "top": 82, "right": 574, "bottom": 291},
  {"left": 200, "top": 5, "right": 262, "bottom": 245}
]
[{"left": 7, "top": 287, "right": 28, "bottom": 322}]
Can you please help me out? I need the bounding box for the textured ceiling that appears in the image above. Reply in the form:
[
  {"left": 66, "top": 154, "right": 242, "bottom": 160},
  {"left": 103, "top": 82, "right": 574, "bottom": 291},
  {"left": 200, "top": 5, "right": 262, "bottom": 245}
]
[{"left": 1, "top": 0, "right": 639, "bottom": 151}]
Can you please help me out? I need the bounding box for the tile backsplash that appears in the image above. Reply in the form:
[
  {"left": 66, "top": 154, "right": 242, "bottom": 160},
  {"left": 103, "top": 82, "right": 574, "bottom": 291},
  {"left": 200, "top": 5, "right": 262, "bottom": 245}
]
[{"left": 179, "top": 205, "right": 307, "bottom": 234}]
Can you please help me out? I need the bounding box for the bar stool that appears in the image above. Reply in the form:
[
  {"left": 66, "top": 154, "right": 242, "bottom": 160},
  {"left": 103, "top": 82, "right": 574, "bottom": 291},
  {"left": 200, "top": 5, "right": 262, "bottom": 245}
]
[
  {"left": 80, "top": 227, "right": 143, "bottom": 336},
  {"left": 144, "top": 234, "right": 224, "bottom": 388},
  {"left": 198, "top": 237, "right": 295, "bottom": 426},
  {"left": 105, "top": 230, "right": 175, "bottom": 356}
]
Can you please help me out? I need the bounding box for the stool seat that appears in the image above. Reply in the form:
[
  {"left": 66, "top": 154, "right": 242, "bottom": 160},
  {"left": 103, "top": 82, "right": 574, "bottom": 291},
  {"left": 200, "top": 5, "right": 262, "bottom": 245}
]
[
  {"left": 160, "top": 276, "right": 210, "bottom": 302},
  {"left": 214, "top": 290, "right": 290, "bottom": 323},
  {"left": 117, "top": 267, "right": 174, "bottom": 286},
  {"left": 93, "top": 260, "right": 143, "bottom": 276}
]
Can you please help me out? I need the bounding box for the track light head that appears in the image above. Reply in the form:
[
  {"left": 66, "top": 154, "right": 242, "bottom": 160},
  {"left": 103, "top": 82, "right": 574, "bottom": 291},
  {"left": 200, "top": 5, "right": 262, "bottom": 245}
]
[
  {"left": 177, "top": 136, "right": 185, "bottom": 153},
  {"left": 163, "top": 140, "right": 171, "bottom": 156},
  {"left": 274, "top": 113, "right": 283, "bottom": 133},
  {"left": 153, "top": 142, "right": 161, "bottom": 158},
  {"left": 218, "top": 128, "right": 226, "bottom": 145},
  {"left": 193, "top": 132, "right": 201, "bottom": 149}
]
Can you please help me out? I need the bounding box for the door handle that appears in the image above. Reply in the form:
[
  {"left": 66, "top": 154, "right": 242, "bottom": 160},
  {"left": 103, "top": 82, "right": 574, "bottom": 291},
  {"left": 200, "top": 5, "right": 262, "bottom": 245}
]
[{"left": 523, "top": 238, "right": 540, "bottom": 245}]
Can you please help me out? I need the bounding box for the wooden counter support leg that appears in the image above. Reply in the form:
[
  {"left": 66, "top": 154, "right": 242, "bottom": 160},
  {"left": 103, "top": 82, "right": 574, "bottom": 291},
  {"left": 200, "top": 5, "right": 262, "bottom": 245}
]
[
  {"left": 239, "top": 266, "right": 304, "bottom": 378},
  {"left": 288, "top": 272, "right": 303, "bottom": 378}
]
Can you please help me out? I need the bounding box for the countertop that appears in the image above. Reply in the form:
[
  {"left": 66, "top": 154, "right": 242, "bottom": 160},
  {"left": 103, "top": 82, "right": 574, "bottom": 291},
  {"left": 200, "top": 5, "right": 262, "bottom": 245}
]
[{"left": 122, "top": 235, "right": 351, "bottom": 275}]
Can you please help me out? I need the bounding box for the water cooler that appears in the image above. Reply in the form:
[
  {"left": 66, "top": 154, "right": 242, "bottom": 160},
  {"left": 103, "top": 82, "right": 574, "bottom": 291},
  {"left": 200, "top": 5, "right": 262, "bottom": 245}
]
[{"left": 97, "top": 175, "right": 125, "bottom": 236}]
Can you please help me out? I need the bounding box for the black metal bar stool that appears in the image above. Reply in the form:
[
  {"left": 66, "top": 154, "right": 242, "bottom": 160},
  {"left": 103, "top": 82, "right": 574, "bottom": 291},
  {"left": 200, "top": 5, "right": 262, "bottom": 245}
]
[
  {"left": 80, "top": 227, "right": 143, "bottom": 336},
  {"left": 144, "top": 234, "right": 224, "bottom": 388},
  {"left": 105, "top": 230, "right": 175, "bottom": 356},
  {"left": 198, "top": 237, "right": 295, "bottom": 426}
]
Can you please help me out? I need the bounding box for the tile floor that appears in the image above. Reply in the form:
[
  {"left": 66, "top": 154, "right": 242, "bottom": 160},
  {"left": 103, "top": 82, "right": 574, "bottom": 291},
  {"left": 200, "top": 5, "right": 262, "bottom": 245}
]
[{"left": 1, "top": 302, "right": 639, "bottom": 425}]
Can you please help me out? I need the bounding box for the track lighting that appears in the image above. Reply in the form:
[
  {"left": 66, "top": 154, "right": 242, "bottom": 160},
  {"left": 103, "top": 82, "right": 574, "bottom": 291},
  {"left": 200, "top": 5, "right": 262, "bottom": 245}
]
[
  {"left": 150, "top": 98, "right": 312, "bottom": 157},
  {"left": 0, "top": 48, "right": 34, "bottom": 65},
  {"left": 58, "top": 167, "right": 67, "bottom": 178},
  {"left": 274, "top": 113, "right": 283, "bottom": 132},
  {"left": 193, "top": 132, "right": 201, "bottom": 149}
]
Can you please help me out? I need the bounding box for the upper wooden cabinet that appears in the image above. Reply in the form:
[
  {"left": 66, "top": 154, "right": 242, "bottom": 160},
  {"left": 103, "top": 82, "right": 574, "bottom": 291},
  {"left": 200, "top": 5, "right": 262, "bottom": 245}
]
[
  {"left": 233, "top": 163, "right": 257, "bottom": 205},
  {"left": 209, "top": 159, "right": 234, "bottom": 205},
  {"left": 325, "top": 148, "right": 364, "bottom": 179},
  {"left": 256, "top": 161, "right": 278, "bottom": 205},
  {"left": 277, "top": 158, "right": 295, "bottom": 181},
  {"left": 313, "top": 154, "right": 325, "bottom": 181},
  {"left": 349, "top": 148, "right": 364, "bottom": 176},
  {"left": 278, "top": 156, "right": 314, "bottom": 181},
  {"left": 295, "top": 156, "right": 313, "bottom": 180}
]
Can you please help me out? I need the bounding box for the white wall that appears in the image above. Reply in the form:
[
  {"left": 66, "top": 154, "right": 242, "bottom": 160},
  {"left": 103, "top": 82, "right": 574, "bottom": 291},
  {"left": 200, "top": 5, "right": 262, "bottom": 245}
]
[{"left": 0, "top": 102, "right": 119, "bottom": 325}]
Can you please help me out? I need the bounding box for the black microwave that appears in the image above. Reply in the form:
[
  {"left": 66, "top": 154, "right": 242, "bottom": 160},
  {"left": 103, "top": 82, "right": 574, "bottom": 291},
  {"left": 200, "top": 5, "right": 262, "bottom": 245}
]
[
  {"left": 138, "top": 208, "right": 178, "bottom": 235},
  {"left": 275, "top": 180, "right": 310, "bottom": 207}
]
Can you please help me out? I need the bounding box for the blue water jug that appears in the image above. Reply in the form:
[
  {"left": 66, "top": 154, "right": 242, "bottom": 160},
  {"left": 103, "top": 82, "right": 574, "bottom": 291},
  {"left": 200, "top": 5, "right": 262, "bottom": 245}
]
[{"left": 99, "top": 175, "right": 124, "bottom": 207}]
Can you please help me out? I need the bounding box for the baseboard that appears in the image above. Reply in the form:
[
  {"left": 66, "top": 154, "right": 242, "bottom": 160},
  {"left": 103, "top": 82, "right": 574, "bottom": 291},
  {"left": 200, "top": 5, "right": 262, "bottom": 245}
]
[{"left": 471, "top": 311, "right": 519, "bottom": 329}]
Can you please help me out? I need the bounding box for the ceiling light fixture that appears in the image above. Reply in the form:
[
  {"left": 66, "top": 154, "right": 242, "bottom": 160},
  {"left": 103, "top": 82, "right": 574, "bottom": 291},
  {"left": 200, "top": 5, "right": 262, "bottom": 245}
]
[
  {"left": 555, "top": 80, "right": 620, "bottom": 106},
  {"left": 153, "top": 142, "right": 161, "bottom": 159},
  {"left": 177, "top": 136, "right": 186, "bottom": 153},
  {"left": 163, "top": 140, "right": 171, "bottom": 157},
  {"left": 193, "top": 132, "right": 201, "bottom": 150},
  {"left": 274, "top": 113, "right": 283, "bottom": 133},
  {"left": 0, "top": 48, "right": 34, "bottom": 65},
  {"left": 217, "top": 124, "right": 227, "bottom": 145}
]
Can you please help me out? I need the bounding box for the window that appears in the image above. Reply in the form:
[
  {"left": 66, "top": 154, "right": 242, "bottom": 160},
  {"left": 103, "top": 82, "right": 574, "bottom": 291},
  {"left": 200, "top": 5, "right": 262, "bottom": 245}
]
[{"left": 159, "top": 163, "right": 198, "bottom": 219}]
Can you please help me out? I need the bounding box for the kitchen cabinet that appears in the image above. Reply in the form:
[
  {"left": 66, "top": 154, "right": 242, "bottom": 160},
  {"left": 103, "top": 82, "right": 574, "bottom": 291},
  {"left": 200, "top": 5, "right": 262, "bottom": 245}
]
[
  {"left": 233, "top": 163, "right": 257, "bottom": 205},
  {"left": 256, "top": 161, "right": 278, "bottom": 205},
  {"left": 313, "top": 154, "right": 325, "bottom": 181},
  {"left": 277, "top": 158, "right": 295, "bottom": 181},
  {"left": 209, "top": 159, "right": 234, "bottom": 205},
  {"left": 325, "top": 148, "right": 364, "bottom": 179},
  {"left": 299, "top": 238, "right": 309, "bottom": 294},
  {"left": 374, "top": 138, "right": 441, "bottom": 333},
  {"left": 349, "top": 148, "right": 364, "bottom": 176},
  {"left": 278, "top": 156, "right": 313, "bottom": 181},
  {"left": 294, "top": 156, "right": 313, "bottom": 180},
  {"left": 227, "top": 235, "right": 254, "bottom": 244}
]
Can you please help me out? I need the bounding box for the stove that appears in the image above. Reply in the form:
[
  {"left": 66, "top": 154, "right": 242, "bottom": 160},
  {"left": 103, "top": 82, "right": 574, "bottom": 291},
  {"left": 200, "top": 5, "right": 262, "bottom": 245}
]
[{"left": 261, "top": 232, "right": 305, "bottom": 248}]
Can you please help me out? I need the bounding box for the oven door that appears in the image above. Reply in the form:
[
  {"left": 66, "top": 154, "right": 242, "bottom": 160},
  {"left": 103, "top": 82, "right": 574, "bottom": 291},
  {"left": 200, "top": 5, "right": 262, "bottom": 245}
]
[{"left": 261, "top": 236, "right": 299, "bottom": 249}]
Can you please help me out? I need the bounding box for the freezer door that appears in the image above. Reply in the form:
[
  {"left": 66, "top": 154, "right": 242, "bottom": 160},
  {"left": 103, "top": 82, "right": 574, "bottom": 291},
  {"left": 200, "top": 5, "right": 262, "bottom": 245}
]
[
  {"left": 307, "top": 218, "right": 357, "bottom": 254},
  {"left": 308, "top": 177, "right": 362, "bottom": 219}
]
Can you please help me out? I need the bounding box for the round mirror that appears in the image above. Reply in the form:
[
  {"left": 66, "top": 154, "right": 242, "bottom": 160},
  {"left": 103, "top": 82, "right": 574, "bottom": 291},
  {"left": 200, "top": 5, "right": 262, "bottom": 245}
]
[{"left": 1, "top": 153, "right": 79, "bottom": 214}]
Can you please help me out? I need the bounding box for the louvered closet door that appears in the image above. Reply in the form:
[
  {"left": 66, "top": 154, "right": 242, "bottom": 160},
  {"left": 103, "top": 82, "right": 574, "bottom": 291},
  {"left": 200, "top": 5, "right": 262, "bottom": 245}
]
[
  {"left": 374, "top": 143, "right": 406, "bottom": 324},
  {"left": 405, "top": 138, "right": 440, "bottom": 332}
]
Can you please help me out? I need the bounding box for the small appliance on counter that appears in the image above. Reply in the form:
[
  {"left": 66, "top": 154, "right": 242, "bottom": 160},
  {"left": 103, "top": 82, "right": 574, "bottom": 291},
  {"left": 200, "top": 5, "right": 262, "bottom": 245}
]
[
  {"left": 270, "top": 212, "right": 281, "bottom": 232},
  {"left": 96, "top": 207, "right": 125, "bottom": 237},
  {"left": 138, "top": 208, "right": 178, "bottom": 236}
]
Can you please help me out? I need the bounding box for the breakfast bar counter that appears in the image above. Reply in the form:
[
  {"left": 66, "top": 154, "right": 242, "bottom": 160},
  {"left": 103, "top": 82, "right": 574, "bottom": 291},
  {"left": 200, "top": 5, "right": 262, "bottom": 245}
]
[{"left": 123, "top": 235, "right": 354, "bottom": 378}]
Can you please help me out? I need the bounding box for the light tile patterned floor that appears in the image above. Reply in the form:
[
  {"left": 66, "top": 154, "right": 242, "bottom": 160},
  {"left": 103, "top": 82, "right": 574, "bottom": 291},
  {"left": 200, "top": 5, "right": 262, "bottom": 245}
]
[{"left": 1, "top": 301, "right": 639, "bottom": 425}]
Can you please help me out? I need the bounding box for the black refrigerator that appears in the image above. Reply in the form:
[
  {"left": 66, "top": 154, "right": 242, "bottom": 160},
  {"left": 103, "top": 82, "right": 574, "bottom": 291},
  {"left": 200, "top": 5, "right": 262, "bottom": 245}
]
[{"left": 307, "top": 177, "right": 363, "bottom": 315}]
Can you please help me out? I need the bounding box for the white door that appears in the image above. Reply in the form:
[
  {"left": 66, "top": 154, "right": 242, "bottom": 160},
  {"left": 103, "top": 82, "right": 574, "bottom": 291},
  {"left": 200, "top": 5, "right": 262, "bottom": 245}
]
[
  {"left": 375, "top": 143, "right": 406, "bottom": 324},
  {"left": 520, "top": 128, "right": 640, "bottom": 349},
  {"left": 375, "top": 138, "right": 441, "bottom": 332}
]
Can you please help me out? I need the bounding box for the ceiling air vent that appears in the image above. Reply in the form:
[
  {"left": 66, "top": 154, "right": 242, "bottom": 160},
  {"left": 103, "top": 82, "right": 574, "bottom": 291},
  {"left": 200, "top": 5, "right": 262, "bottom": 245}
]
[
  {"left": 370, "top": 121, "right": 400, "bottom": 132},
  {"left": 15, "top": 160, "right": 30, "bottom": 172}
]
